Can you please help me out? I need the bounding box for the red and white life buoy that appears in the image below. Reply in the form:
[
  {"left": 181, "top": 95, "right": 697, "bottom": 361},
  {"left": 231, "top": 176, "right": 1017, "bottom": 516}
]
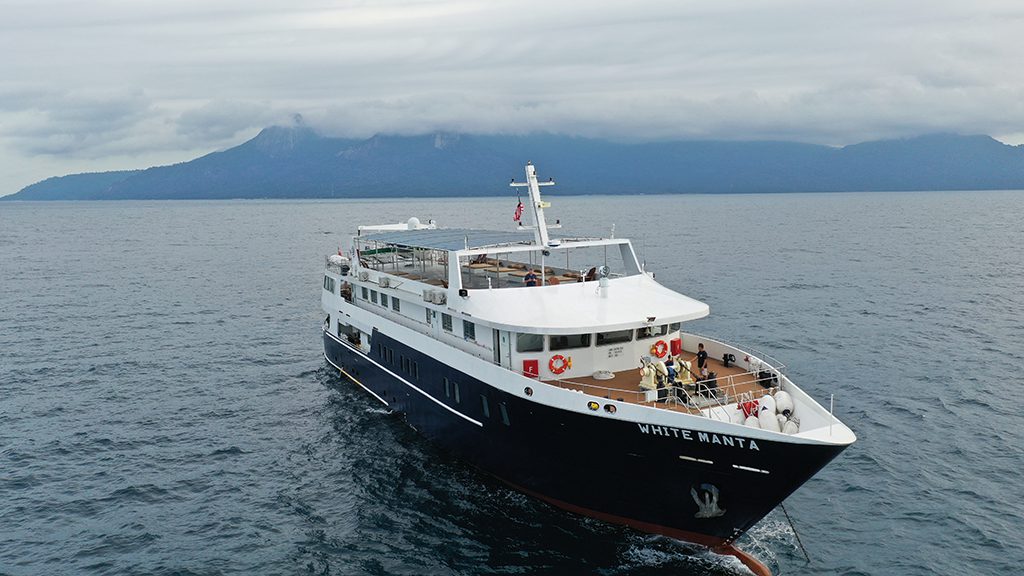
[
  {"left": 650, "top": 340, "right": 668, "bottom": 358},
  {"left": 549, "top": 354, "right": 572, "bottom": 374}
]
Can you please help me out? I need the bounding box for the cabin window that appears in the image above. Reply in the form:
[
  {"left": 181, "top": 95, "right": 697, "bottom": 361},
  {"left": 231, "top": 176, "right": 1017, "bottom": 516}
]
[
  {"left": 443, "top": 377, "right": 451, "bottom": 398},
  {"left": 361, "top": 286, "right": 369, "bottom": 300},
  {"left": 323, "top": 276, "right": 335, "bottom": 293},
  {"left": 387, "top": 349, "right": 394, "bottom": 365},
  {"left": 414, "top": 361, "right": 419, "bottom": 380},
  {"left": 516, "top": 333, "right": 544, "bottom": 352},
  {"left": 480, "top": 395, "right": 490, "bottom": 418},
  {"left": 454, "top": 381, "right": 461, "bottom": 403},
  {"left": 463, "top": 320, "right": 476, "bottom": 341},
  {"left": 549, "top": 334, "right": 591, "bottom": 351},
  {"left": 425, "top": 309, "right": 432, "bottom": 324},
  {"left": 596, "top": 329, "right": 632, "bottom": 346},
  {"left": 392, "top": 297, "right": 401, "bottom": 312},
  {"left": 637, "top": 324, "right": 668, "bottom": 339},
  {"left": 370, "top": 290, "right": 378, "bottom": 304},
  {"left": 380, "top": 293, "right": 389, "bottom": 307},
  {"left": 442, "top": 313, "right": 453, "bottom": 332},
  {"left": 669, "top": 322, "right": 681, "bottom": 333},
  {"left": 499, "top": 402, "right": 511, "bottom": 426}
]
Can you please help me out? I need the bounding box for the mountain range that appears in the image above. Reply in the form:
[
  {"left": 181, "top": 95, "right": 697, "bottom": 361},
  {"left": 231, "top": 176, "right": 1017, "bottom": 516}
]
[{"left": 6, "top": 127, "right": 1024, "bottom": 200}]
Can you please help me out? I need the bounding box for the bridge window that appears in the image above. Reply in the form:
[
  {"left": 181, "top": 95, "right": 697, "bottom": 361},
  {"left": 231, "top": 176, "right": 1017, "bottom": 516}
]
[
  {"left": 637, "top": 325, "right": 668, "bottom": 339},
  {"left": 596, "top": 329, "right": 632, "bottom": 345},
  {"left": 392, "top": 297, "right": 401, "bottom": 312},
  {"left": 361, "top": 286, "right": 368, "bottom": 300},
  {"left": 516, "top": 333, "right": 544, "bottom": 352},
  {"left": 442, "top": 313, "right": 453, "bottom": 332},
  {"left": 323, "top": 276, "right": 335, "bottom": 293},
  {"left": 549, "top": 333, "right": 591, "bottom": 351},
  {"left": 380, "top": 293, "right": 389, "bottom": 307},
  {"left": 370, "top": 290, "right": 378, "bottom": 304},
  {"left": 463, "top": 320, "right": 476, "bottom": 340}
]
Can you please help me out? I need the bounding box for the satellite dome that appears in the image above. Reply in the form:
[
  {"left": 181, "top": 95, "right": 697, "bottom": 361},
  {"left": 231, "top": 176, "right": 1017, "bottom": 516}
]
[{"left": 407, "top": 217, "right": 421, "bottom": 229}]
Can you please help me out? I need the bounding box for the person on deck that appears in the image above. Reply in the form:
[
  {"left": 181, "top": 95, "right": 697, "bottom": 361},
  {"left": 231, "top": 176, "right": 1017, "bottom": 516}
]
[
  {"left": 694, "top": 343, "right": 708, "bottom": 372},
  {"left": 524, "top": 270, "right": 539, "bottom": 287}
]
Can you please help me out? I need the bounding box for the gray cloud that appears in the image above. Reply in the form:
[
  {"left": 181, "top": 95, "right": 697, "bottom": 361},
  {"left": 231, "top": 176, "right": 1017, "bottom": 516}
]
[{"left": 2, "top": 0, "right": 1024, "bottom": 193}]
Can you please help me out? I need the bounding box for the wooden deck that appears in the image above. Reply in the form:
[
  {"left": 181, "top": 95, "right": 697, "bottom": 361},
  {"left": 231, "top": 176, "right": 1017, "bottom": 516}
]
[{"left": 543, "top": 356, "right": 775, "bottom": 414}]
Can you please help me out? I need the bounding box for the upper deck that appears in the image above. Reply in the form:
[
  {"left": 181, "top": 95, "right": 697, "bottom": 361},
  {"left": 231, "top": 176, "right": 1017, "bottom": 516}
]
[{"left": 351, "top": 226, "right": 709, "bottom": 333}]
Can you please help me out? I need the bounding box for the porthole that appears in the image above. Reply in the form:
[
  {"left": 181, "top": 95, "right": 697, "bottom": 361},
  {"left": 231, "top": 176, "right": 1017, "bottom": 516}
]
[
  {"left": 604, "top": 404, "right": 617, "bottom": 414},
  {"left": 587, "top": 401, "right": 599, "bottom": 411},
  {"left": 524, "top": 387, "right": 533, "bottom": 396}
]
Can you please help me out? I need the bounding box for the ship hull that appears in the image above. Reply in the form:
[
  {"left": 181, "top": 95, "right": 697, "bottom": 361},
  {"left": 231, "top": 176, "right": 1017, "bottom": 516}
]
[{"left": 323, "top": 328, "right": 846, "bottom": 546}]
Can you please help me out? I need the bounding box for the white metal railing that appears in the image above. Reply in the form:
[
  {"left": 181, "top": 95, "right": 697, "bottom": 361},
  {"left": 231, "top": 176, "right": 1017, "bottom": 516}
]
[
  {"left": 535, "top": 369, "right": 782, "bottom": 417},
  {"left": 682, "top": 331, "right": 788, "bottom": 374}
]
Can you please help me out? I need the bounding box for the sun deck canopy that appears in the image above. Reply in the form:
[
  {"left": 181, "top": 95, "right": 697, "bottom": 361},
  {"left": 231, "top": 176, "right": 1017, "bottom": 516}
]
[{"left": 459, "top": 272, "right": 710, "bottom": 334}]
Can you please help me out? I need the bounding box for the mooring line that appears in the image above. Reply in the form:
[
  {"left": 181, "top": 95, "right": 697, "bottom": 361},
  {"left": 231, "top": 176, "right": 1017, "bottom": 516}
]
[{"left": 780, "top": 502, "right": 811, "bottom": 563}]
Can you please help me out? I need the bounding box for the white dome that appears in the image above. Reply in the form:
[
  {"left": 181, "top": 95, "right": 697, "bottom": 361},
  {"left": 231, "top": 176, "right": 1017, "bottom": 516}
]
[{"left": 407, "top": 217, "right": 421, "bottom": 229}]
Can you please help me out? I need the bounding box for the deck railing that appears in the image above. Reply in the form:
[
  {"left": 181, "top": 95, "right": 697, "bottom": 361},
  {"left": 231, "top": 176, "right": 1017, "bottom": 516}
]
[{"left": 540, "top": 368, "right": 782, "bottom": 417}]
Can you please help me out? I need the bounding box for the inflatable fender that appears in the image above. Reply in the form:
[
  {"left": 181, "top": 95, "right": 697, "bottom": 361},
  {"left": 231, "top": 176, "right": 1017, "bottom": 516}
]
[
  {"left": 776, "top": 414, "right": 788, "bottom": 429},
  {"left": 774, "top": 390, "right": 794, "bottom": 417},
  {"left": 783, "top": 419, "right": 800, "bottom": 435},
  {"left": 744, "top": 415, "right": 761, "bottom": 429},
  {"left": 759, "top": 407, "right": 781, "bottom": 432},
  {"left": 758, "top": 394, "right": 777, "bottom": 416},
  {"left": 730, "top": 407, "right": 746, "bottom": 425}
]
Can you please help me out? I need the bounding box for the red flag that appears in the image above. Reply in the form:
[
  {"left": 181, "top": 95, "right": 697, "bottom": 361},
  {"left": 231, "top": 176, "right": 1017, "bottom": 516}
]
[{"left": 513, "top": 198, "right": 524, "bottom": 222}]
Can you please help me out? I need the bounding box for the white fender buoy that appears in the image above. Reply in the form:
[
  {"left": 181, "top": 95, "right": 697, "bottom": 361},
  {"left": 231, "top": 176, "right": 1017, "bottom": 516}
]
[
  {"left": 759, "top": 394, "right": 777, "bottom": 416},
  {"left": 777, "top": 414, "right": 788, "bottom": 429},
  {"left": 744, "top": 415, "right": 761, "bottom": 428},
  {"left": 730, "top": 407, "right": 746, "bottom": 425},
  {"left": 759, "top": 406, "right": 781, "bottom": 432},
  {"left": 783, "top": 419, "right": 800, "bottom": 435},
  {"left": 774, "top": 390, "right": 794, "bottom": 417}
]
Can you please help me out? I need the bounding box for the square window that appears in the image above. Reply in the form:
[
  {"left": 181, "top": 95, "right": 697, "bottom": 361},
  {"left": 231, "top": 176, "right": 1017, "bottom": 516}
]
[
  {"left": 516, "top": 333, "right": 544, "bottom": 352},
  {"left": 381, "top": 294, "right": 389, "bottom": 307},
  {"left": 392, "top": 298, "right": 401, "bottom": 312},
  {"left": 370, "top": 290, "right": 378, "bottom": 304},
  {"left": 361, "top": 287, "right": 368, "bottom": 300},
  {"left": 463, "top": 320, "right": 476, "bottom": 340},
  {"left": 442, "top": 313, "right": 453, "bottom": 332}
]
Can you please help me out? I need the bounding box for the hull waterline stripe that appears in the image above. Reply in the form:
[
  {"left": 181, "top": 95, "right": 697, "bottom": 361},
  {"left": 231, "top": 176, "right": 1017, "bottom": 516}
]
[
  {"left": 325, "top": 329, "right": 483, "bottom": 427},
  {"left": 323, "top": 352, "right": 390, "bottom": 407}
]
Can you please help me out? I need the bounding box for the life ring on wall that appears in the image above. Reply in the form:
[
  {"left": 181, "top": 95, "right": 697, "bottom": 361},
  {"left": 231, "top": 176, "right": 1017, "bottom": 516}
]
[
  {"left": 549, "top": 354, "right": 572, "bottom": 374},
  {"left": 650, "top": 340, "right": 668, "bottom": 358}
]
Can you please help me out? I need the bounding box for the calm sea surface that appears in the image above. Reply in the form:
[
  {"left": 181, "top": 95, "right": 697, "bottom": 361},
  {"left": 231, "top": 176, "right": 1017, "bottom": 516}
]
[{"left": 1, "top": 192, "right": 1022, "bottom": 576}]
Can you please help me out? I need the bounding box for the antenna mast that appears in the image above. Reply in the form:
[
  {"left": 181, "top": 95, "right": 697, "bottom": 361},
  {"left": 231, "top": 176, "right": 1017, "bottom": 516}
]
[{"left": 510, "top": 162, "right": 560, "bottom": 246}]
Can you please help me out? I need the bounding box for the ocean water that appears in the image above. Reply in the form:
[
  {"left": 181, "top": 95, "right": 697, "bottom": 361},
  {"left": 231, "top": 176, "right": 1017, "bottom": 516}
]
[{"left": 1, "top": 191, "right": 1022, "bottom": 576}]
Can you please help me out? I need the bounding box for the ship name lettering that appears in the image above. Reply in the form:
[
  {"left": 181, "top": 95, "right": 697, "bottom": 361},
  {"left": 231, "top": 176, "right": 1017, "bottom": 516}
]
[{"left": 638, "top": 424, "right": 759, "bottom": 451}]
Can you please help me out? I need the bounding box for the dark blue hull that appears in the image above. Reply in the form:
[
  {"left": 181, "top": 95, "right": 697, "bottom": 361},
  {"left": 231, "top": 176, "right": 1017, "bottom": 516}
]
[{"left": 324, "top": 328, "right": 846, "bottom": 546}]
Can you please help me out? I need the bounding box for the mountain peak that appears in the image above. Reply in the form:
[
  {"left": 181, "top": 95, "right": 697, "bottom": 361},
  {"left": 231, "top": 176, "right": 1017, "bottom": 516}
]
[{"left": 246, "top": 124, "right": 320, "bottom": 156}]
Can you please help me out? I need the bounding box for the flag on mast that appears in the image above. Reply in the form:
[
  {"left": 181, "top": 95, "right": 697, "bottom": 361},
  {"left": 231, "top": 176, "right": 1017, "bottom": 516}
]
[{"left": 513, "top": 196, "right": 524, "bottom": 222}]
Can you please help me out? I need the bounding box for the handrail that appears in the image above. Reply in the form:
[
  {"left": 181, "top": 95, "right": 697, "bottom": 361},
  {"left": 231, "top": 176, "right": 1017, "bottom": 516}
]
[
  {"left": 682, "top": 331, "right": 788, "bottom": 374},
  {"left": 536, "top": 369, "right": 781, "bottom": 418}
]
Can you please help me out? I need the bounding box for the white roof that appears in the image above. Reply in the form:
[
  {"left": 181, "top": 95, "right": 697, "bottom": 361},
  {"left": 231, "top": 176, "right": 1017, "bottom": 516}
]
[{"left": 456, "top": 273, "right": 709, "bottom": 334}]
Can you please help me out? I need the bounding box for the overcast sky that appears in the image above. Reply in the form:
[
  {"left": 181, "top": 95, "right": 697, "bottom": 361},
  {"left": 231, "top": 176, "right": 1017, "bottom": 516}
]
[{"left": 2, "top": 0, "right": 1023, "bottom": 194}]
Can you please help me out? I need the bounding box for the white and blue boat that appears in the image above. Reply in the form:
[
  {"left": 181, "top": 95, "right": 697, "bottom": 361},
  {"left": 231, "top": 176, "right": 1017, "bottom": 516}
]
[{"left": 321, "top": 162, "right": 856, "bottom": 574}]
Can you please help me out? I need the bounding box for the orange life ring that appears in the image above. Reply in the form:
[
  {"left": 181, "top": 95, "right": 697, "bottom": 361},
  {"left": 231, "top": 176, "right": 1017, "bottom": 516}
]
[
  {"left": 651, "top": 340, "right": 668, "bottom": 358},
  {"left": 549, "top": 354, "right": 571, "bottom": 374}
]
